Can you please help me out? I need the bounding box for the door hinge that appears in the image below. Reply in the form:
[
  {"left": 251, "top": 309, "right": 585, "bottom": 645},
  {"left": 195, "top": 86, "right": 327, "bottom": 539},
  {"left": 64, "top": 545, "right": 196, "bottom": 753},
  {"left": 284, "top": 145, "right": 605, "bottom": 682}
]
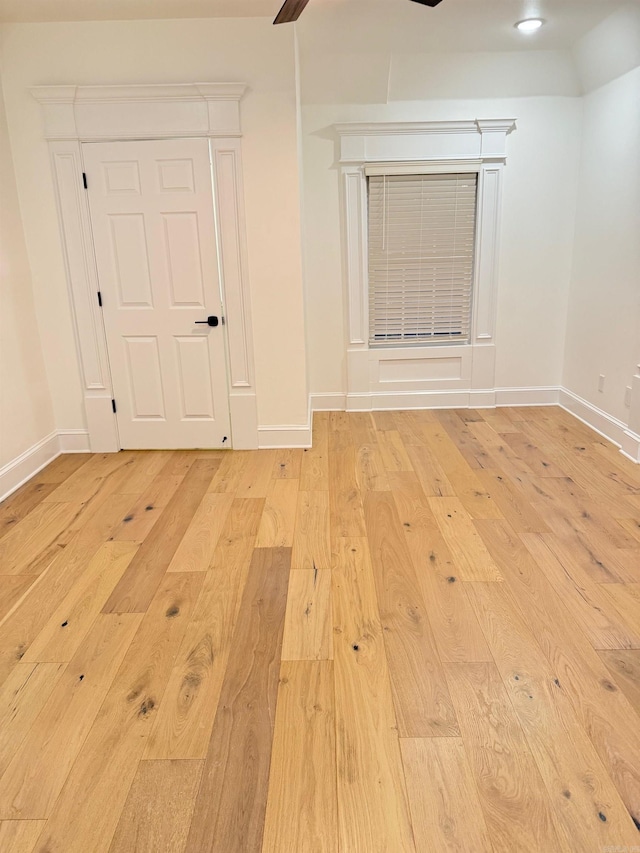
[
  {"left": 82, "top": 172, "right": 88, "bottom": 189},
  {"left": 111, "top": 399, "right": 117, "bottom": 414},
  {"left": 97, "top": 291, "right": 102, "bottom": 307}
]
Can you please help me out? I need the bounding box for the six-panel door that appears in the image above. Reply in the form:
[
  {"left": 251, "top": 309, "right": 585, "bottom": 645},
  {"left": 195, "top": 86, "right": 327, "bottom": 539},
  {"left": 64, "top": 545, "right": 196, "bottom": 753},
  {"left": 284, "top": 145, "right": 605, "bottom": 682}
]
[{"left": 83, "top": 138, "right": 231, "bottom": 449}]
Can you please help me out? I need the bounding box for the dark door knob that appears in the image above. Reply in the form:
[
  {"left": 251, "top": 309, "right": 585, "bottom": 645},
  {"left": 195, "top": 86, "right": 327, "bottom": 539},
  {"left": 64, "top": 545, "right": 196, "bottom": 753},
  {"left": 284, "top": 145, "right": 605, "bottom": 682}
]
[{"left": 195, "top": 316, "right": 219, "bottom": 327}]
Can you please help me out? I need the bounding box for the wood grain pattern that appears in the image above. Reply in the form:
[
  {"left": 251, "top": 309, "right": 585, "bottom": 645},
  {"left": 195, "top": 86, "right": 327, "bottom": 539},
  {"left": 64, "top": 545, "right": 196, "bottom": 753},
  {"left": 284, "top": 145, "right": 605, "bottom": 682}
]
[
  {"left": 364, "top": 491, "right": 459, "bottom": 737},
  {"left": 185, "top": 548, "right": 290, "bottom": 853},
  {"left": 255, "top": 479, "right": 299, "bottom": 547},
  {"left": 261, "top": 661, "right": 337, "bottom": 852},
  {"left": 0, "top": 407, "right": 639, "bottom": 851},
  {"left": 445, "top": 662, "right": 569, "bottom": 852},
  {"left": 144, "top": 498, "right": 264, "bottom": 761},
  {"left": 108, "top": 759, "right": 203, "bottom": 853},
  {"left": 0, "top": 663, "right": 66, "bottom": 778},
  {"left": 0, "top": 820, "right": 46, "bottom": 853},
  {"left": 281, "top": 568, "right": 332, "bottom": 660},
  {"left": 598, "top": 650, "right": 640, "bottom": 716},
  {"left": 291, "top": 490, "right": 330, "bottom": 569},
  {"left": 166, "top": 492, "right": 233, "bottom": 572},
  {"left": 429, "top": 497, "right": 502, "bottom": 581},
  {"left": 401, "top": 737, "right": 492, "bottom": 852},
  {"left": 0, "top": 613, "right": 142, "bottom": 819},
  {"left": 33, "top": 572, "right": 203, "bottom": 853},
  {"left": 103, "top": 460, "right": 216, "bottom": 613},
  {"left": 332, "top": 537, "right": 415, "bottom": 852}
]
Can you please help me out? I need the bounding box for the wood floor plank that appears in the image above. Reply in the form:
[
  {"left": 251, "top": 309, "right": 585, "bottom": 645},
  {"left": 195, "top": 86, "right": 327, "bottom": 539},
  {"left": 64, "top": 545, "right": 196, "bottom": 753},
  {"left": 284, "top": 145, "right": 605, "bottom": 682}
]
[
  {"left": 185, "top": 547, "right": 290, "bottom": 853},
  {"left": 108, "top": 759, "right": 203, "bottom": 853},
  {"left": 144, "top": 498, "right": 265, "bottom": 761},
  {"left": 376, "top": 429, "right": 414, "bottom": 472},
  {"left": 235, "top": 450, "right": 277, "bottom": 499},
  {"left": 523, "top": 533, "right": 640, "bottom": 649},
  {"left": 331, "top": 537, "right": 415, "bottom": 852},
  {"left": 466, "top": 580, "right": 640, "bottom": 850},
  {"left": 166, "top": 493, "right": 234, "bottom": 572},
  {"left": 0, "top": 612, "right": 142, "bottom": 819},
  {"left": 22, "top": 541, "right": 139, "bottom": 663},
  {"left": 0, "top": 494, "right": 138, "bottom": 685},
  {"left": 0, "top": 577, "right": 38, "bottom": 623},
  {"left": 0, "top": 820, "right": 47, "bottom": 853},
  {"left": 0, "top": 482, "right": 58, "bottom": 542},
  {"left": 599, "top": 583, "right": 640, "bottom": 636},
  {"left": 477, "top": 519, "right": 640, "bottom": 827},
  {"left": 390, "top": 473, "right": 492, "bottom": 663},
  {"left": 261, "top": 661, "right": 337, "bottom": 853},
  {"left": 400, "top": 737, "right": 493, "bottom": 853},
  {"left": 109, "top": 473, "right": 185, "bottom": 543},
  {"left": 405, "top": 443, "right": 455, "bottom": 497},
  {"left": 281, "top": 569, "right": 332, "bottom": 661},
  {"left": 475, "top": 468, "right": 549, "bottom": 534},
  {"left": 103, "top": 460, "right": 217, "bottom": 613},
  {"left": 300, "top": 412, "right": 329, "bottom": 491},
  {"left": 0, "top": 663, "right": 67, "bottom": 778},
  {"left": 433, "top": 408, "right": 494, "bottom": 470},
  {"left": 598, "top": 650, "right": 640, "bottom": 717},
  {"left": 445, "top": 662, "right": 569, "bottom": 853},
  {"left": 32, "top": 571, "right": 203, "bottom": 853},
  {"left": 0, "top": 502, "right": 85, "bottom": 575},
  {"left": 428, "top": 497, "right": 502, "bottom": 581},
  {"left": 255, "top": 479, "right": 299, "bottom": 548},
  {"left": 364, "top": 491, "right": 459, "bottom": 737},
  {"left": 329, "top": 447, "right": 366, "bottom": 539},
  {"left": 291, "top": 490, "right": 331, "bottom": 569},
  {"left": 420, "top": 423, "right": 504, "bottom": 518},
  {"left": 354, "top": 442, "right": 390, "bottom": 491},
  {"left": 272, "top": 449, "right": 302, "bottom": 479}
]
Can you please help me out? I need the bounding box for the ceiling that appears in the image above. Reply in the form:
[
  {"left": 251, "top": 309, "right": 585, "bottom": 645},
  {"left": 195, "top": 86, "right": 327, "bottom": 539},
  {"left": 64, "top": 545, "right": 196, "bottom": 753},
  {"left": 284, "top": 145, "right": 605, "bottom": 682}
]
[{"left": 0, "top": 0, "right": 627, "bottom": 52}]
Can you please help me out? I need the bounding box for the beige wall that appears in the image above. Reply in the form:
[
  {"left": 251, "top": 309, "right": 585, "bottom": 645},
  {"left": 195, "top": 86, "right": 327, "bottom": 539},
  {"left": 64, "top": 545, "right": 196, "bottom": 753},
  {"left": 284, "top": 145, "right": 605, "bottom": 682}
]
[
  {"left": 563, "top": 3, "right": 640, "bottom": 424},
  {"left": 0, "top": 68, "right": 54, "bottom": 470},
  {"left": 0, "top": 17, "right": 308, "bottom": 431},
  {"left": 301, "top": 94, "right": 582, "bottom": 397}
]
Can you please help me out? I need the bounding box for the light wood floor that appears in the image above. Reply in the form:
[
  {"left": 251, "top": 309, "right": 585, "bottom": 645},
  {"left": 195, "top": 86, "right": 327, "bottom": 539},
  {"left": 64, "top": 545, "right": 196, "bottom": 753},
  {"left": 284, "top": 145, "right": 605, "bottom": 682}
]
[{"left": 0, "top": 407, "right": 639, "bottom": 852}]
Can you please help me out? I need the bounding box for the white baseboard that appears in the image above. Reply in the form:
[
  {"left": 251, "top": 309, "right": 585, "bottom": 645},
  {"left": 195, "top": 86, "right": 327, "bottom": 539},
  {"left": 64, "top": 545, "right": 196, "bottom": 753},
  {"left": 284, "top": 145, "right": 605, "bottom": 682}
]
[
  {"left": 0, "top": 429, "right": 92, "bottom": 504},
  {"left": 308, "top": 386, "right": 560, "bottom": 413},
  {"left": 309, "top": 393, "right": 348, "bottom": 411},
  {"left": 558, "top": 388, "right": 640, "bottom": 463},
  {"left": 58, "top": 429, "right": 91, "bottom": 453},
  {"left": 0, "top": 432, "right": 61, "bottom": 503},
  {"left": 257, "top": 424, "right": 312, "bottom": 449}
]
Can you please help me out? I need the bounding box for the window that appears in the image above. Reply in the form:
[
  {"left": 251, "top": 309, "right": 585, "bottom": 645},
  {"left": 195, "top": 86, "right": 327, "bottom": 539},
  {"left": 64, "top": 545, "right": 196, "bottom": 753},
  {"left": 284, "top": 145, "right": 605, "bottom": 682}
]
[{"left": 367, "top": 172, "right": 478, "bottom": 346}]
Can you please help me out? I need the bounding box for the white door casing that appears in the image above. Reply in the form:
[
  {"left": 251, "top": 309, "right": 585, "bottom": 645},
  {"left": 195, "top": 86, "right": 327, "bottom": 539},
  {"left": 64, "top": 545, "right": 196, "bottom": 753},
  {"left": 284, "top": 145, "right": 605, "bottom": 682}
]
[
  {"left": 84, "top": 138, "right": 231, "bottom": 449},
  {"left": 32, "top": 83, "right": 258, "bottom": 451}
]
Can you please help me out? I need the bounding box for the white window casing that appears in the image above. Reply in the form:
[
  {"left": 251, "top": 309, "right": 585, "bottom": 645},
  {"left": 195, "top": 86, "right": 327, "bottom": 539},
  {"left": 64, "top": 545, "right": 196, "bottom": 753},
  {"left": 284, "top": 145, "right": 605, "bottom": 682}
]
[{"left": 336, "top": 119, "right": 516, "bottom": 410}]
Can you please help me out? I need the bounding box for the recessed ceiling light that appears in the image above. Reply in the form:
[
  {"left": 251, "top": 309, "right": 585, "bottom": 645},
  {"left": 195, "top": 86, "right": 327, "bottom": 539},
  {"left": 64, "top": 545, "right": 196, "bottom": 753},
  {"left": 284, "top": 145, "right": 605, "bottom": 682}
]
[{"left": 515, "top": 18, "right": 545, "bottom": 32}]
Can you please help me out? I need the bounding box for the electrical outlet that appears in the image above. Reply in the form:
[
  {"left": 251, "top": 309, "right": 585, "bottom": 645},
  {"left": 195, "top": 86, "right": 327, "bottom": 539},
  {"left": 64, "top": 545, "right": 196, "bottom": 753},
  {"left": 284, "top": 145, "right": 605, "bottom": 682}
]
[
  {"left": 625, "top": 386, "right": 632, "bottom": 408},
  {"left": 598, "top": 374, "right": 605, "bottom": 393}
]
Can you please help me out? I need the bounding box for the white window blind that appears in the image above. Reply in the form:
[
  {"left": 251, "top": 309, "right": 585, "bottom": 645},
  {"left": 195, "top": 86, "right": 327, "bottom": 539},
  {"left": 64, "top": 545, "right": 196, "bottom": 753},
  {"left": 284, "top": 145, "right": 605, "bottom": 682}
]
[{"left": 368, "top": 172, "right": 478, "bottom": 346}]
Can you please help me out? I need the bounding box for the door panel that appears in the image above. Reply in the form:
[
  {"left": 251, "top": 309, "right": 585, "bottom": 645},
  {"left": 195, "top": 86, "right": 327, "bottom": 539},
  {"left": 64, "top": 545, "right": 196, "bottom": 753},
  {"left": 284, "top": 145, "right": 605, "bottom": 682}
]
[{"left": 83, "top": 138, "right": 231, "bottom": 449}]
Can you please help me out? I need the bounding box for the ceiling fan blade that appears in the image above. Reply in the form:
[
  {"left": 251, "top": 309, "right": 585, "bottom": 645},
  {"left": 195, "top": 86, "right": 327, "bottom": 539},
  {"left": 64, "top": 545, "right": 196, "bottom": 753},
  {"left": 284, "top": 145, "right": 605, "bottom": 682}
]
[
  {"left": 273, "top": 0, "right": 311, "bottom": 24},
  {"left": 409, "top": 0, "right": 445, "bottom": 6}
]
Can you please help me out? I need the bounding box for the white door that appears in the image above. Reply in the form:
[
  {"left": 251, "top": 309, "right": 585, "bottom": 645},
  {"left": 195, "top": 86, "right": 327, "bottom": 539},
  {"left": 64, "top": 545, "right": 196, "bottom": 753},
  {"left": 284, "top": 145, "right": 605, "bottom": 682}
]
[{"left": 83, "top": 138, "right": 231, "bottom": 449}]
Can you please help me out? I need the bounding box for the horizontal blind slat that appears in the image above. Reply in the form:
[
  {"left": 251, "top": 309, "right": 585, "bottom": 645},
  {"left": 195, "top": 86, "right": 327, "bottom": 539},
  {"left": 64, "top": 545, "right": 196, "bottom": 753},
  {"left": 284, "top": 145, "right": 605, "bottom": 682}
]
[{"left": 368, "top": 172, "right": 477, "bottom": 346}]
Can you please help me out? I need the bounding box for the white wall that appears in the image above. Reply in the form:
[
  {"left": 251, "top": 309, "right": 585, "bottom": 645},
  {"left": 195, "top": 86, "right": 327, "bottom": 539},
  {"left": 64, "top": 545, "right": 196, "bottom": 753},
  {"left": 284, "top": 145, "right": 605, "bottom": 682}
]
[
  {"left": 300, "top": 44, "right": 583, "bottom": 398},
  {"left": 563, "top": 4, "right": 640, "bottom": 426},
  {"left": 0, "top": 69, "right": 55, "bottom": 474},
  {"left": 0, "top": 17, "right": 308, "bottom": 434}
]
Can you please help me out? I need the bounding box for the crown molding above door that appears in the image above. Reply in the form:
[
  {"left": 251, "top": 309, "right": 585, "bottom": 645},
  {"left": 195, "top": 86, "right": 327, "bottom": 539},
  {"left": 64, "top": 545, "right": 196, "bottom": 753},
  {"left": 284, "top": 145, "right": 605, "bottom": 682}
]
[{"left": 31, "top": 82, "right": 248, "bottom": 141}]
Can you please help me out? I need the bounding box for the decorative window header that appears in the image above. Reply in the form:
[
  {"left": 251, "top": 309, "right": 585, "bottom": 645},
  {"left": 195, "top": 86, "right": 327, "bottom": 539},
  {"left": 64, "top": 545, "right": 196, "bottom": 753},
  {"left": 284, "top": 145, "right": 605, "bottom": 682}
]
[{"left": 335, "top": 119, "right": 516, "bottom": 164}]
